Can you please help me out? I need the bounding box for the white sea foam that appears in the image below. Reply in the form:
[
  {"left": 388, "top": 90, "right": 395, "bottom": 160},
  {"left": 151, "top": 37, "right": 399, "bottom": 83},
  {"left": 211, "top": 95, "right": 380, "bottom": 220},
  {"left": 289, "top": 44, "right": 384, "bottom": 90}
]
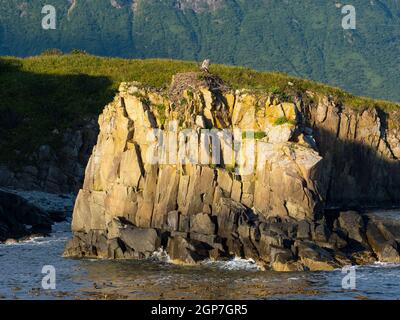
[
  {"left": 202, "top": 257, "right": 262, "bottom": 271},
  {"left": 151, "top": 248, "right": 171, "bottom": 263},
  {"left": 371, "top": 262, "right": 400, "bottom": 268},
  {"left": 1, "top": 235, "right": 69, "bottom": 247},
  {"left": 0, "top": 221, "right": 71, "bottom": 247},
  {"left": 149, "top": 250, "right": 262, "bottom": 271}
]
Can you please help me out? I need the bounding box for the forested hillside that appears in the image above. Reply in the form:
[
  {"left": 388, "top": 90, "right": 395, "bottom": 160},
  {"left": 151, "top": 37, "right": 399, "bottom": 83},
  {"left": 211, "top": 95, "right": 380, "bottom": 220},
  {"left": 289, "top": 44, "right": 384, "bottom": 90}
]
[{"left": 0, "top": 0, "right": 399, "bottom": 101}]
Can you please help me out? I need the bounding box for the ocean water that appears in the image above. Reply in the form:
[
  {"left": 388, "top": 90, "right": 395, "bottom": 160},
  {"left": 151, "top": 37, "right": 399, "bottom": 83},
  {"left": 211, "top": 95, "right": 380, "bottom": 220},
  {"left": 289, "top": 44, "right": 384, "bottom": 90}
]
[{"left": 0, "top": 191, "right": 400, "bottom": 300}]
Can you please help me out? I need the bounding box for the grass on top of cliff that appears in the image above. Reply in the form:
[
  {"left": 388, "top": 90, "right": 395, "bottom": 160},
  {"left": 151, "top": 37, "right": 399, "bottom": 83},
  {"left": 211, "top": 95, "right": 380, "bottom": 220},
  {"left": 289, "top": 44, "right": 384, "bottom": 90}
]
[{"left": 0, "top": 54, "right": 399, "bottom": 164}]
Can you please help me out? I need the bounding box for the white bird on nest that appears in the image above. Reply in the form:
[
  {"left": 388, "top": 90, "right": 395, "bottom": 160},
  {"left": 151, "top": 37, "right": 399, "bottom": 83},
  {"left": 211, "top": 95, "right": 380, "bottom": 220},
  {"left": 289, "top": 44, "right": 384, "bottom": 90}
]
[{"left": 200, "top": 59, "right": 210, "bottom": 73}]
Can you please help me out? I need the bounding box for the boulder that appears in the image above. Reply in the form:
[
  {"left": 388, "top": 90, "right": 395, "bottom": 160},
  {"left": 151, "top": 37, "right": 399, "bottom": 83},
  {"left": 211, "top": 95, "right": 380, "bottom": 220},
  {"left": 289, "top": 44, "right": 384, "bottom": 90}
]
[
  {"left": 120, "top": 226, "right": 160, "bottom": 255},
  {"left": 366, "top": 221, "right": 400, "bottom": 263},
  {"left": 270, "top": 244, "right": 305, "bottom": 272},
  {"left": 313, "top": 221, "right": 331, "bottom": 243},
  {"left": 0, "top": 190, "right": 53, "bottom": 242},
  {"left": 190, "top": 213, "right": 216, "bottom": 235},
  {"left": 328, "top": 232, "right": 348, "bottom": 250},
  {"left": 167, "top": 236, "right": 209, "bottom": 265},
  {"left": 270, "top": 246, "right": 293, "bottom": 264},
  {"left": 267, "top": 124, "right": 295, "bottom": 144},
  {"left": 351, "top": 250, "right": 377, "bottom": 265},
  {"left": 338, "top": 211, "right": 366, "bottom": 245},
  {"left": 295, "top": 241, "right": 339, "bottom": 271},
  {"left": 165, "top": 211, "right": 180, "bottom": 231},
  {"left": 272, "top": 260, "right": 305, "bottom": 272},
  {"left": 297, "top": 220, "right": 311, "bottom": 240},
  {"left": 63, "top": 231, "right": 101, "bottom": 258},
  {"left": 214, "top": 198, "right": 247, "bottom": 238}
]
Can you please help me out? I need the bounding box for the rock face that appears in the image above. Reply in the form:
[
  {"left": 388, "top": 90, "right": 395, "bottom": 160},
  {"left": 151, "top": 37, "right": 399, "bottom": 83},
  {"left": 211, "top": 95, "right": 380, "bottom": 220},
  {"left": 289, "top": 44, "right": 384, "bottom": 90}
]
[
  {"left": 304, "top": 97, "right": 400, "bottom": 208},
  {"left": 0, "top": 118, "right": 98, "bottom": 194},
  {"left": 65, "top": 73, "right": 400, "bottom": 271}
]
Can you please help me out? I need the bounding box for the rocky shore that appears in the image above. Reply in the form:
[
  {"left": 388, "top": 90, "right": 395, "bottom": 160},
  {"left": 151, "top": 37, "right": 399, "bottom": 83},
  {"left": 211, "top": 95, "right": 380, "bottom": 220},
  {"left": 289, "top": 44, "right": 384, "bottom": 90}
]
[
  {"left": 64, "top": 72, "right": 400, "bottom": 271},
  {"left": 0, "top": 189, "right": 73, "bottom": 242}
]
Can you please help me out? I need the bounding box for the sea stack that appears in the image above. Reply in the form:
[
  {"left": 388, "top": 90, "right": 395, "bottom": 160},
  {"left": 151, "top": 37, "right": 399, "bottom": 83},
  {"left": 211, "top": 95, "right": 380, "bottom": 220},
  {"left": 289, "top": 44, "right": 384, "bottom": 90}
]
[{"left": 64, "top": 72, "right": 400, "bottom": 271}]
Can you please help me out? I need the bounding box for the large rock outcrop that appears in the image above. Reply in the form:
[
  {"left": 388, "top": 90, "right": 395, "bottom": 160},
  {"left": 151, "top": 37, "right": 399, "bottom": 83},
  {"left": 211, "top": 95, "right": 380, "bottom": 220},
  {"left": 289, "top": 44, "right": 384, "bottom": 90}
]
[
  {"left": 0, "top": 190, "right": 52, "bottom": 242},
  {"left": 64, "top": 73, "right": 400, "bottom": 271},
  {"left": 303, "top": 96, "right": 400, "bottom": 209},
  {"left": 0, "top": 118, "right": 98, "bottom": 194}
]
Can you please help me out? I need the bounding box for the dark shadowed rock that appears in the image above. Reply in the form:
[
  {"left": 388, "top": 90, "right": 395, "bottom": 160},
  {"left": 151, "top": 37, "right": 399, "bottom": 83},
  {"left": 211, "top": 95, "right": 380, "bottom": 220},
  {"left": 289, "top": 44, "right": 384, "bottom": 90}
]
[
  {"left": 48, "top": 210, "right": 68, "bottom": 223},
  {"left": 297, "top": 220, "right": 311, "bottom": 240},
  {"left": 328, "top": 232, "right": 348, "bottom": 250},
  {"left": 0, "top": 190, "right": 53, "bottom": 241},
  {"left": 237, "top": 223, "right": 259, "bottom": 261},
  {"left": 214, "top": 198, "right": 247, "bottom": 238},
  {"left": 167, "top": 236, "right": 210, "bottom": 264},
  {"left": 270, "top": 246, "right": 293, "bottom": 264},
  {"left": 63, "top": 230, "right": 100, "bottom": 258},
  {"left": 313, "top": 221, "right": 331, "bottom": 243},
  {"left": 366, "top": 220, "right": 400, "bottom": 263},
  {"left": 338, "top": 211, "right": 366, "bottom": 244},
  {"left": 178, "top": 215, "right": 190, "bottom": 233}
]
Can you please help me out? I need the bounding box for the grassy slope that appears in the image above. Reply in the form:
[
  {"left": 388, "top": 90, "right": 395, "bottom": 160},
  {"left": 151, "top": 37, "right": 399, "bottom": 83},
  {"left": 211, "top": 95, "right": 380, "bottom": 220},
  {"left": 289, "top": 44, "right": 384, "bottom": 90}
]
[{"left": 0, "top": 54, "right": 399, "bottom": 163}]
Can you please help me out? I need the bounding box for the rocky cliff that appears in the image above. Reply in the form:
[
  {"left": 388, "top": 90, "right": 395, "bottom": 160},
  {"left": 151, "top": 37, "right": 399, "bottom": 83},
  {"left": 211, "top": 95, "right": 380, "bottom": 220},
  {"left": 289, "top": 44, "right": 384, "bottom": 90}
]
[
  {"left": 0, "top": 119, "right": 98, "bottom": 194},
  {"left": 64, "top": 72, "right": 400, "bottom": 271}
]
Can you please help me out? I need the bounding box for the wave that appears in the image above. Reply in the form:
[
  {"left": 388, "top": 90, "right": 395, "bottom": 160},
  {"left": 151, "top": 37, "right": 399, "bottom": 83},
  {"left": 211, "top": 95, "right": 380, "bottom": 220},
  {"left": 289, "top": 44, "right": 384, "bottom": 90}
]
[
  {"left": 149, "top": 248, "right": 262, "bottom": 271},
  {"left": 150, "top": 248, "right": 171, "bottom": 263},
  {"left": 0, "top": 222, "right": 71, "bottom": 247},
  {"left": 1, "top": 236, "right": 69, "bottom": 247},
  {"left": 201, "top": 257, "right": 263, "bottom": 271},
  {"left": 370, "top": 261, "right": 400, "bottom": 268}
]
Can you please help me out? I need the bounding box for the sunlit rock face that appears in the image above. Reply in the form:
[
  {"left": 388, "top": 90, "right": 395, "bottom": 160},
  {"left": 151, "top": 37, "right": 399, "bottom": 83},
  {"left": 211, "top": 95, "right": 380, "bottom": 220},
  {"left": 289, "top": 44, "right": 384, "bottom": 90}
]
[{"left": 64, "top": 72, "right": 400, "bottom": 271}]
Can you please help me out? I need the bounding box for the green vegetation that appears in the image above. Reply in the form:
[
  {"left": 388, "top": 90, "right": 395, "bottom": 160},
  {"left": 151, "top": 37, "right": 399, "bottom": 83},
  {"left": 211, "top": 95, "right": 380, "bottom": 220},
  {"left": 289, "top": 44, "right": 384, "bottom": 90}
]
[
  {"left": 270, "top": 86, "right": 282, "bottom": 95},
  {"left": 70, "top": 49, "right": 88, "bottom": 55},
  {"left": 242, "top": 131, "right": 267, "bottom": 140},
  {"left": 273, "top": 117, "right": 297, "bottom": 126},
  {"left": 0, "top": 54, "right": 399, "bottom": 164},
  {"left": 179, "top": 97, "right": 188, "bottom": 106},
  {"left": 40, "top": 49, "right": 64, "bottom": 56},
  {"left": 155, "top": 104, "right": 167, "bottom": 126},
  {"left": 0, "top": 0, "right": 399, "bottom": 102},
  {"left": 186, "top": 90, "right": 194, "bottom": 99},
  {"left": 225, "top": 165, "right": 236, "bottom": 173}
]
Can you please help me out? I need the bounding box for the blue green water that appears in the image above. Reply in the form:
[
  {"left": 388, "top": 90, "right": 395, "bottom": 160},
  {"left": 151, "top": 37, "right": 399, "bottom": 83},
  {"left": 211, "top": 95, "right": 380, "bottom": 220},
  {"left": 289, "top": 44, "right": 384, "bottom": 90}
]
[
  {"left": 1, "top": 219, "right": 400, "bottom": 300},
  {"left": 0, "top": 190, "right": 399, "bottom": 300}
]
